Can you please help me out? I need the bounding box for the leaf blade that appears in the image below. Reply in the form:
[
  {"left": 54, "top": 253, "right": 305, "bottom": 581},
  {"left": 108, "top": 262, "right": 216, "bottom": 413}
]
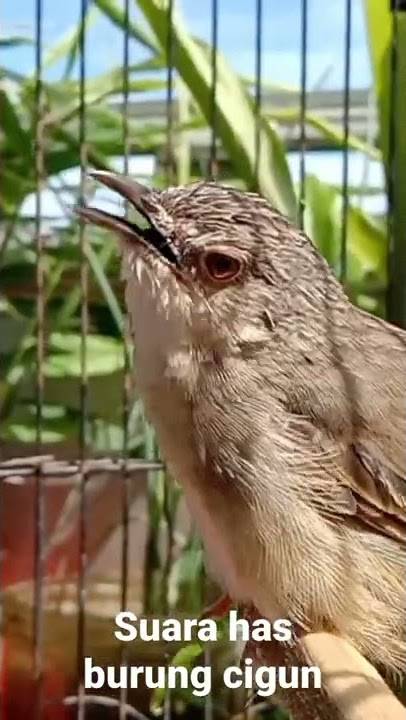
[{"left": 136, "top": 0, "right": 297, "bottom": 217}]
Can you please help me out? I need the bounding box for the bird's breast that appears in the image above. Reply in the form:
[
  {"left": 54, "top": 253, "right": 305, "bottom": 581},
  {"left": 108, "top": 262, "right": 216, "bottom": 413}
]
[
  {"left": 125, "top": 280, "right": 279, "bottom": 611},
  {"left": 133, "top": 351, "right": 262, "bottom": 605}
]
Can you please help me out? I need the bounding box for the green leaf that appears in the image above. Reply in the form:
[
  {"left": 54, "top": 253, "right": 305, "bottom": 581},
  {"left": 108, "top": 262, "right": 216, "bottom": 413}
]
[
  {"left": 364, "top": 0, "right": 392, "bottom": 165},
  {"left": 304, "top": 175, "right": 338, "bottom": 267},
  {"left": 85, "top": 239, "right": 125, "bottom": 337},
  {"left": 0, "top": 169, "right": 32, "bottom": 214},
  {"left": 242, "top": 77, "right": 298, "bottom": 94},
  {"left": 136, "top": 0, "right": 296, "bottom": 217},
  {"left": 43, "top": 70, "right": 165, "bottom": 127},
  {"left": 173, "top": 543, "right": 204, "bottom": 588},
  {"left": 2, "top": 404, "right": 77, "bottom": 443},
  {"left": 172, "top": 536, "right": 205, "bottom": 614},
  {"left": 45, "top": 333, "right": 125, "bottom": 377},
  {"left": 304, "top": 175, "right": 387, "bottom": 294},
  {"left": 340, "top": 202, "right": 387, "bottom": 290},
  {"left": 93, "top": 0, "right": 159, "bottom": 52},
  {"left": 54, "top": 235, "right": 118, "bottom": 328},
  {"left": 364, "top": 0, "right": 406, "bottom": 326},
  {"left": 0, "top": 87, "right": 30, "bottom": 151},
  {"left": 266, "top": 108, "right": 381, "bottom": 161},
  {"left": 45, "top": 123, "right": 112, "bottom": 174},
  {"left": 87, "top": 418, "right": 145, "bottom": 454},
  {"left": 0, "top": 259, "right": 36, "bottom": 293},
  {"left": 170, "top": 642, "right": 204, "bottom": 669},
  {"left": 176, "top": 78, "right": 192, "bottom": 185},
  {"left": 0, "top": 67, "right": 27, "bottom": 82},
  {"left": 150, "top": 642, "right": 204, "bottom": 714},
  {"left": 0, "top": 37, "right": 33, "bottom": 48},
  {"left": 43, "top": 5, "right": 98, "bottom": 76},
  {"left": 0, "top": 260, "right": 67, "bottom": 421}
]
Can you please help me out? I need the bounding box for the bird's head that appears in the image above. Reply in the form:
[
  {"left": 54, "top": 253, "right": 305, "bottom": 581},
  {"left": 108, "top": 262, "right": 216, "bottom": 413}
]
[{"left": 79, "top": 172, "right": 340, "bottom": 357}]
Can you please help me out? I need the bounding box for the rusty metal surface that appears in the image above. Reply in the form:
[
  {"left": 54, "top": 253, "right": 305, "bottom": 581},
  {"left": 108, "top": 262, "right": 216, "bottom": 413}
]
[{"left": 0, "top": 456, "right": 163, "bottom": 483}]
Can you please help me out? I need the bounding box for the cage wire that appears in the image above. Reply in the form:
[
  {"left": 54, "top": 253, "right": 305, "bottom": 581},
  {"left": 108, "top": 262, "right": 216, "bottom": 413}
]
[
  {"left": 0, "top": 0, "right": 405, "bottom": 719},
  {"left": 388, "top": 0, "right": 406, "bottom": 325}
]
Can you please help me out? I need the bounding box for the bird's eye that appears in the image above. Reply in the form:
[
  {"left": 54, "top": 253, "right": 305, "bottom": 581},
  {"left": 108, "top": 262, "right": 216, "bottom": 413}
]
[{"left": 202, "top": 251, "right": 242, "bottom": 283}]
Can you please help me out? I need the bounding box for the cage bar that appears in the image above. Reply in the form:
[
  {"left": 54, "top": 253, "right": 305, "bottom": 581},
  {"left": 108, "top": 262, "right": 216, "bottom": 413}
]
[
  {"left": 120, "top": 1, "right": 131, "bottom": 716},
  {"left": 165, "top": 0, "right": 175, "bottom": 186},
  {"left": 298, "top": 0, "right": 308, "bottom": 229},
  {"left": 253, "top": 0, "right": 262, "bottom": 190},
  {"left": 77, "top": 0, "right": 89, "bottom": 716},
  {"left": 209, "top": 0, "right": 219, "bottom": 180},
  {"left": 340, "top": 0, "right": 352, "bottom": 283},
  {"left": 387, "top": 0, "right": 406, "bottom": 327},
  {"left": 33, "top": 0, "right": 45, "bottom": 716}
]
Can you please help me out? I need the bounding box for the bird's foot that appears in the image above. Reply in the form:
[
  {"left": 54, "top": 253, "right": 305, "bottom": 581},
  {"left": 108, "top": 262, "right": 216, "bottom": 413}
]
[{"left": 241, "top": 603, "right": 306, "bottom": 665}]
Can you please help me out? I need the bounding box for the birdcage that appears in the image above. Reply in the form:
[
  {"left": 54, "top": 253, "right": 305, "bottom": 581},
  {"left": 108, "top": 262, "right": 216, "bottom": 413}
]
[{"left": 1, "top": 1, "right": 405, "bottom": 719}]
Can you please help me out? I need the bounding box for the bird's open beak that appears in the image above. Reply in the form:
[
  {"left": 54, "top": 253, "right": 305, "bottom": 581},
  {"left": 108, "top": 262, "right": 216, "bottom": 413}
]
[{"left": 77, "top": 170, "right": 179, "bottom": 266}]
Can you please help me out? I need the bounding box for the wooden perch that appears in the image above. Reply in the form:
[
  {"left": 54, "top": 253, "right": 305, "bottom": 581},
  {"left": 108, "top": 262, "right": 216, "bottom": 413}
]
[
  {"left": 246, "top": 618, "right": 405, "bottom": 720},
  {"left": 303, "top": 633, "right": 405, "bottom": 720}
]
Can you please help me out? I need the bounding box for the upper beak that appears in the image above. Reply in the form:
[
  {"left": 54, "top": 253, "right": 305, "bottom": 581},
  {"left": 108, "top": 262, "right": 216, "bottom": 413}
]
[{"left": 77, "top": 170, "right": 179, "bottom": 266}]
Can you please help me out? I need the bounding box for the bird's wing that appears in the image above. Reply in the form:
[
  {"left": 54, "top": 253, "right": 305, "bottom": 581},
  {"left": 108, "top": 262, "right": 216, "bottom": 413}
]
[
  {"left": 330, "top": 312, "right": 406, "bottom": 543},
  {"left": 286, "top": 308, "right": 406, "bottom": 544},
  {"left": 288, "top": 417, "right": 406, "bottom": 544},
  {"left": 344, "top": 440, "right": 406, "bottom": 543}
]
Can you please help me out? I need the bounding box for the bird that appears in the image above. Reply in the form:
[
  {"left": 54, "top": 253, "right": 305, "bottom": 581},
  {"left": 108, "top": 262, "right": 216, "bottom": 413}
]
[{"left": 79, "top": 171, "right": 406, "bottom": 692}]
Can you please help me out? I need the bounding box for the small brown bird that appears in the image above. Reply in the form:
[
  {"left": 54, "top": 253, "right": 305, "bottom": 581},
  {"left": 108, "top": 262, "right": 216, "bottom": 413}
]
[{"left": 80, "top": 173, "right": 406, "bottom": 687}]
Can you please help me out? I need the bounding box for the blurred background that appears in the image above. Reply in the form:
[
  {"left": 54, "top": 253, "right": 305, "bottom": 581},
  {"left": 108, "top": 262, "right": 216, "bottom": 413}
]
[{"left": 0, "top": 1, "right": 405, "bottom": 719}]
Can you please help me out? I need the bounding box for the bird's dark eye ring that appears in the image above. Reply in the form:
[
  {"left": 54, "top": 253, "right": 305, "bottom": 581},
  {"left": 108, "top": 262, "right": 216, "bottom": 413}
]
[{"left": 201, "top": 251, "right": 242, "bottom": 283}]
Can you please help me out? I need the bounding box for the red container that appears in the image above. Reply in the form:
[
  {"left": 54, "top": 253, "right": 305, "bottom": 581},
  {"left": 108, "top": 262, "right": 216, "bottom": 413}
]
[{"left": 1, "top": 467, "right": 146, "bottom": 720}]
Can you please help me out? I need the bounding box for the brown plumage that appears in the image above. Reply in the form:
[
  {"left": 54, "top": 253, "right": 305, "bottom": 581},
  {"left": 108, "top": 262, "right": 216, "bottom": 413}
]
[{"left": 79, "top": 173, "right": 406, "bottom": 688}]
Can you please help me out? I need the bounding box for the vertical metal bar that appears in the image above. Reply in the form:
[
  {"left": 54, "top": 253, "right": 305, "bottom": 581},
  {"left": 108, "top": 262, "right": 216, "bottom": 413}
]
[
  {"left": 204, "top": 647, "right": 213, "bottom": 720},
  {"left": 208, "top": 11, "right": 220, "bottom": 713},
  {"left": 386, "top": 0, "right": 406, "bottom": 327},
  {"left": 208, "top": 1, "right": 218, "bottom": 704},
  {"left": 253, "top": 0, "right": 262, "bottom": 190},
  {"left": 163, "top": 680, "right": 172, "bottom": 720},
  {"left": 386, "top": 6, "right": 396, "bottom": 319},
  {"left": 298, "top": 0, "right": 308, "bottom": 229},
  {"left": 33, "top": 0, "right": 45, "bottom": 716},
  {"left": 157, "top": 0, "right": 179, "bottom": 580},
  {"left": 340, "top": 0, "right": 352, "bottom": 283},
  {"left": 35, "top": 0, "right": 45, "bottom": 451},
  {"left": 77, "top": 0, "right": 89, "bottom": 716},
  {"left": 120, "top": 0, "right": 131, "bottom": 717},
  {"left": 153, "top": 0, "right": 176, "bottom": 622},
  {"left": 209, "top": 0, "right": 219, "bottom": 180},
  {"left": 165, "top": 0, "right": 175, "bottom": 186}
]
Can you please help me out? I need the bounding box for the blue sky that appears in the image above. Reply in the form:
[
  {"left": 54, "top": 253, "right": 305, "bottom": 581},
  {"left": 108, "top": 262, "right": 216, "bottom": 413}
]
[
  {"left": 2, "top": 0, "right": 382, "bottom": 221},
  {"left": 2, "top": 0, "right": 372, "bottom": 88}
]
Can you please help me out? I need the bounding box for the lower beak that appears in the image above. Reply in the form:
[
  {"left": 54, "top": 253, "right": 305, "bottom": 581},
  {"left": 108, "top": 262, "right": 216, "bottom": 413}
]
[
  {"left": 78, "top": 205, "right": 143, "bottom": 241},
  {"left": 77, "top": 171, "right": 179, "bottom": 266}
]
